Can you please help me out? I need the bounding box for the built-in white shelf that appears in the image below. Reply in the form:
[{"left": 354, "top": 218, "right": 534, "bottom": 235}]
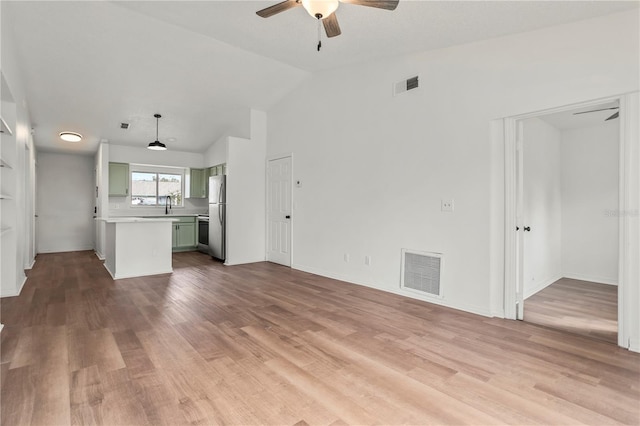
[
  {"left": 0, "top": 157, "right": 13, "bottom": 169},
  {"left": 0, "top": 227, "right": 12, "bottom": 237},
  {"left": 0, "top": 194, "right": 14, "bottom": 200},
  {"left": 0, "top": 116, "right": 13, "bottom": 136}
]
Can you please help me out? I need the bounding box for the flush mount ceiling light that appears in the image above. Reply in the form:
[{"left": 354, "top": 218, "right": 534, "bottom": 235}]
[
  {"left": 59, "top": 131, "right": 82, "bottom": 142},
  {"left": 147, "top": 113, "right": 167, "bottom": 151}
]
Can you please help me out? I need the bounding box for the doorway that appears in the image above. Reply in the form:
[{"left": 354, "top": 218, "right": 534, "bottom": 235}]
[
  {"left": 266, "top": 155, "right": 292, "bottom": 266},
  {"left": 502, "top": 92, "right": 639, "bottom": 350},
  {"left": 518, "top": 102, "right": 619, "bottom": 344}
]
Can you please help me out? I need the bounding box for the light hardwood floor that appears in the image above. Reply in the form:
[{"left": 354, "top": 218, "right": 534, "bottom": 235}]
[
  {"left": 524, "top": 278, "right": 618, "bottom": 344},
  {"left": 1, "top": 251, "right": 639, "bottom": 425}
]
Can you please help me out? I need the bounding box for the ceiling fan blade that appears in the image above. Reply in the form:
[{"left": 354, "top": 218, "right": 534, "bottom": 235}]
[
  {"left": 323, "top": 13, "right": 342, "bottom": 38},
  {"left": 605, "top": 111, "right": 619, "bottom": 121},
  {"left": 256, "top": 0, "right": 300, "bottom": 18},
  {"left": 573, "top": 107, "right": 619, "bottom": 115},
  {"left": 339, "top": 0, "right": 399, "bottom": 10}
]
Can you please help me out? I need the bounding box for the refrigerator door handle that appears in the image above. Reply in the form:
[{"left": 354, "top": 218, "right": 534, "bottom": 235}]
[
  {"left": 218, "top": 183, "right": 223, "bottom": 204},
  {"left": 219, "top": 204, "right": 223, "bottom": 225}
]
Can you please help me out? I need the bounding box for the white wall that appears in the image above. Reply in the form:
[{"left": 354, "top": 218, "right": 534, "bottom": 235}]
[
  {"left": 226, "top": 136, "right": 266, "bottom": 265},
  {"left": 224, "top": 109, "right": 267, "bottom": 265},
  {"left": 523, "top": 118, "right": 562, "bottom": 298},
  {"left": 1, "top": 4, "right": 36, "bottom": 298},
  {"left": 204, "top": 135, "right": 228, "bottom": 167},
  {"left": 204, "top": 110, "right": 267, "bottom": 266},
  {"left": 267, "top": 11, "right": 639, "bottom": 316},
  {"left": 107, "top": 143, "right": 208, "bottom": 216},
  {"left": 561, "top": 121, "right": 619, "bottom": 284},
  {"left": 94, "top": 143, "right": 109, "bottom": 258},
  {"left": 36, "top": 152, "right": 95, "bottom": 253}
]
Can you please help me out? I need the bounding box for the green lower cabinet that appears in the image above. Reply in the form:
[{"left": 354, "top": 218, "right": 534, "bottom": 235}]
[
  {"left": 175, "top": 223, "right": 195, "bottom": 248},
  {"left": 170, "top": 217, "right": 197, "bottom": 251}
]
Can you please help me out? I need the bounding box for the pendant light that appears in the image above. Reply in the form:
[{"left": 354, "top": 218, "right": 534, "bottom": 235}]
[{"left": 147, "top": 113, "right": 167, "bottom": 151}]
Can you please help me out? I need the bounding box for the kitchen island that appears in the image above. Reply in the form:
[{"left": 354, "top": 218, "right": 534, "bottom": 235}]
[{"left": 100, "top": 217, "right": 177, "bottom": 279}]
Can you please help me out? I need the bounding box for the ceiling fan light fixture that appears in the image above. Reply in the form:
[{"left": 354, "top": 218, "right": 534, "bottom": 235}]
[
  {"left": 59, "top": 131, "right": 83, "bottom": 142},
  {"left": 301, "top": 0, "right": 339, "bottom": 19},
  {"left": 147, "top": 113, "right": 167, "bottom": 151}
]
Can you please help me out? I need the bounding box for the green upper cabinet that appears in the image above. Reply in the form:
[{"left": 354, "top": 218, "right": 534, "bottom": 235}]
[
  {"left": 207, "top": 164, "right": 226, "bottom": 177},
  {"left": 109, "top": 162, "right": 129, "bottom": 196},
  {"left": 189, "top": 168, "right": 206, "bottom": 198}
]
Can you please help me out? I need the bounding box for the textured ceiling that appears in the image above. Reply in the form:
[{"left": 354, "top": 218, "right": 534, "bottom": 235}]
[{"left": 3, "top": 1, "right": 637, "bottom": 154}]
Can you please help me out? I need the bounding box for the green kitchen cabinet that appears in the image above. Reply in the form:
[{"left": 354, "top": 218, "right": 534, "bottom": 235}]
[
  {"left": 189, "top": 168, "right": 206, "bottom": 198},
  {"left": 207, "top": 163, "right": 226, "bottom": 177},
  {"left": 175, "top": 223, "right": 195, "bottom": 248},
  {"left": 170, "top": 216, "right": 196, "bottom": 251},
  {"left": 109, "top": 162, "right": 129, "bottom": 196}
]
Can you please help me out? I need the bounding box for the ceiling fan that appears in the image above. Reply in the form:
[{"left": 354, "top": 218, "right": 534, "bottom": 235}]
[
  {"left": 256, "top": 0, "right": 399, "bottom": 50},
  {"left": 573, "top": 106, "right": 619, "bottom": 121}
]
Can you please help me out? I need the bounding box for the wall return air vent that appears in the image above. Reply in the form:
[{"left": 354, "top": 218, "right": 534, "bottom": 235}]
[
  {"left": 400, "top": 249, "right": 442, "bottom": 298},
  {"left": 393, "top": 75, "right": 419, "bottom": 96}
]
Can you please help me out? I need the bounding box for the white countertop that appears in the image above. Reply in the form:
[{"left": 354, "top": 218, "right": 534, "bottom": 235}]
[{"left": 99, "top": 217, "right": 179, "bottom": 223}]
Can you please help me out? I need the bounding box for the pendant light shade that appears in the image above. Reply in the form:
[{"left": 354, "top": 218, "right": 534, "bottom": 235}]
[{"left": 147, "top": 113, "right": 167, "bottom": 151}]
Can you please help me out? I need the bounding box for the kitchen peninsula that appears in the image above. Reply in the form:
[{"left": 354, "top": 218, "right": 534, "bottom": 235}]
[{"left": 100, "top": 217, "right": 177, "bottom": 279}]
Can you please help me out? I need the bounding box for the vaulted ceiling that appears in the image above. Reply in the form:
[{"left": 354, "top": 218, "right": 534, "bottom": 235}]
[{"left": 3, "top": 1, "right": 637, "bottom": 154}]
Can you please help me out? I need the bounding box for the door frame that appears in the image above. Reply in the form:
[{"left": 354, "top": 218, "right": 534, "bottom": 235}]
[
  {"left": 502, "top": 92, "right": 639, "bottom": 350},
  {"left": 266, "top": 153, "right": 293, "bottom": 267}
]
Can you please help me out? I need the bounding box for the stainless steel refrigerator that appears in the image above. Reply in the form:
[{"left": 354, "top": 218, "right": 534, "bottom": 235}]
[{"left": 208, "top": 175, "right": 226, "bottom": 260}]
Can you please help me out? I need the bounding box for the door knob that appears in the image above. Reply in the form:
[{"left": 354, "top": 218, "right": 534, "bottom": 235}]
[
  {"left": 524, "top": 226, "right": 531, "bottom": 232},
  {"left": 285, "top": 215, "right": 291, "bottom": 219}
]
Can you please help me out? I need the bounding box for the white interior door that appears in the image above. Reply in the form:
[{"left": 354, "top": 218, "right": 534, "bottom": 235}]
[{"left": 267, "top": 156, "right": 292, "bottom": 266}]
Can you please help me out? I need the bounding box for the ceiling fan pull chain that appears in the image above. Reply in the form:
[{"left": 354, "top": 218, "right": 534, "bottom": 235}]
[{"left": 316, "top": 14, "right": 322, "bottom": 51}]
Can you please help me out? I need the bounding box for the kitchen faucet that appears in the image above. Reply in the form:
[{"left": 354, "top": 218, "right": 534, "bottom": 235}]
[{"left": 165, "top": 195, "right": 172, "bottom": 215}]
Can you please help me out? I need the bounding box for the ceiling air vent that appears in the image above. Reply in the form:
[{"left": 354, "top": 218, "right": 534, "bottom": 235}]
[
  {"left": 393, "top": 75, "right": 419, "bottom": 96},
  {"left": 400, "top": 249, "right": 442, "bottom": 298},
  {"left": 120, "top": 122, "right": 129, "bottom": 129}
]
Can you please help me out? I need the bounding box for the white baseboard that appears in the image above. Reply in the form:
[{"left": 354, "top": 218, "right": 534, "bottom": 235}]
[
  {"left": 103, "top": 263, "right": 173, "bottom": 280},
  {"left": 24, "top": 258, "right": 36, "bottom": 270},
  {"left": 292, "top": 263, "right": 493, "bottom": 318},
  {"left": 524, "top": 274, "right": 563, "bottom": 299},
  {"left": 38, "top": 245, "right": 95, "bottom": 254},
  {"left": 17, "top": 275, "right": 27, "bottom": 295},
  {"left": 562, "top": 272, "right": 618, "bottom": 286},
  {"left": 95, "top": 250, "right": 105, "bottom": 261},
  {"left": 0, "top": 324, "right": 3, "bottom": 333},
  {"left": 629, "top": 337, "right": 640, "bottom": 353},
  {"left": 0, "top": 275, "right": 28, "bottom": 298}
]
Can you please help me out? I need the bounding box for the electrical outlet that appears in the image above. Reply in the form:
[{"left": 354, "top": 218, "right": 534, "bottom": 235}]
[
  {"left": 441, "top": 199, "right": 454, "bottom": 212},
  {"left": 365, "top": 256, "right": 371, "bottom": 266},
  {"left": 344, "top": 253, "right": 350, "bottom": 263}
]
